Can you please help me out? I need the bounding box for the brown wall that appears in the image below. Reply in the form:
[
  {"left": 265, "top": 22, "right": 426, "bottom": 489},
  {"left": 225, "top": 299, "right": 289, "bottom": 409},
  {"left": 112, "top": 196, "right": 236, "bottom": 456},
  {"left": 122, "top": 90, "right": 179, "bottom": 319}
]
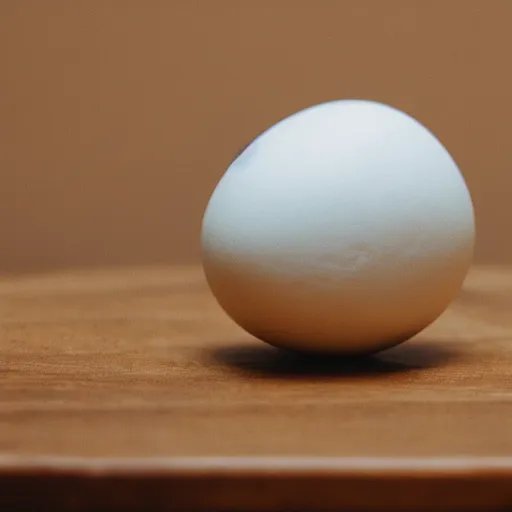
[{"left": 2, "top": 1, "right": 511, "bottom": 273}]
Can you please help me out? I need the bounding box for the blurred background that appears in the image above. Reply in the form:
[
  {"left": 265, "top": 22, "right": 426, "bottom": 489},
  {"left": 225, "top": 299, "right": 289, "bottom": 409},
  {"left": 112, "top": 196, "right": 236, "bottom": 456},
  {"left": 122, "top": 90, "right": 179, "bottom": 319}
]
[{"left": 2, "top": 0, "right": 510, "bottom": 274}]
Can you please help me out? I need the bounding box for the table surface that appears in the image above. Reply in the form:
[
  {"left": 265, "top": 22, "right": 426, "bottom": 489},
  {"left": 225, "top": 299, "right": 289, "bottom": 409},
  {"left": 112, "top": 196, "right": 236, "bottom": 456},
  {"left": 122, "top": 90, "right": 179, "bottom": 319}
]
[{"left": 2, "top": 264, "right": 512, "bottom": 511}]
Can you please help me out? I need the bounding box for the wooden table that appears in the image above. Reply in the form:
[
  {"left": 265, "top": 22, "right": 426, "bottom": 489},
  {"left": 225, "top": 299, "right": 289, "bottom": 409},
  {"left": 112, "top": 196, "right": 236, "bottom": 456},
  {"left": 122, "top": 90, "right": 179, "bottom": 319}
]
[{"left": 1, "top": 265, "right": 512, "bottom": 511}]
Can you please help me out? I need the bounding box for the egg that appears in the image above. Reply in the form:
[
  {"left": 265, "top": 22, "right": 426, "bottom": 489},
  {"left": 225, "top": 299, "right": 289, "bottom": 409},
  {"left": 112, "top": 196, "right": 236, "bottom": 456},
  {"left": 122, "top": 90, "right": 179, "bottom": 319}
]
[{"left": 201, "top": 100, "right": 475, "bottom": 355}]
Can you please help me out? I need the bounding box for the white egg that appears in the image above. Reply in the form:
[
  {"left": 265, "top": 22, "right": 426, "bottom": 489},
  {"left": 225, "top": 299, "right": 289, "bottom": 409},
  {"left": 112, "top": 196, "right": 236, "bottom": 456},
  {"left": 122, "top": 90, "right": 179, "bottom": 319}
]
[{"left": 201, "top": 100, "right": 475, "bottom": 355}]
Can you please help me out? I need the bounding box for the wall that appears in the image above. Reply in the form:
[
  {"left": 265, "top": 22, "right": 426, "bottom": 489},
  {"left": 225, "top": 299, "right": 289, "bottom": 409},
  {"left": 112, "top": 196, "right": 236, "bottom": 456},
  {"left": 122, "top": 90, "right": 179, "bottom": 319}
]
[{"left": 2, "top": 1, "right": 511, "bottom": 273}]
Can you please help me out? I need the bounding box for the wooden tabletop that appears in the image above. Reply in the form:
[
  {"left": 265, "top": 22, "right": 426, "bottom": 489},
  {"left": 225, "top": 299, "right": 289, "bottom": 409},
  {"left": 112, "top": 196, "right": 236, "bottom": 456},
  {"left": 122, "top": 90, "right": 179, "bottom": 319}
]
[{"left": 1, "top": 265, "right": 512, "bottom": 511}]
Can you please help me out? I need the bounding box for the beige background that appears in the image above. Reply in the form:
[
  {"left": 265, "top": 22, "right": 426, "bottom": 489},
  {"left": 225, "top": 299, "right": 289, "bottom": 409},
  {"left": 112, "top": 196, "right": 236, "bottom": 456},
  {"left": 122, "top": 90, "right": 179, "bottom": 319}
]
[{"left": 2, "top": 1, "right": 510, "bottom": 273}]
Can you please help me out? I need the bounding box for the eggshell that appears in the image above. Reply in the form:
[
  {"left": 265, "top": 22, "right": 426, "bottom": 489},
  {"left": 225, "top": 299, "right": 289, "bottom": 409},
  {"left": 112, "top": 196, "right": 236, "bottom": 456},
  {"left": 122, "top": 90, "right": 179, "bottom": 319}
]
[{"left": 201, "top": 100, "right": 475, "bottom": 355}]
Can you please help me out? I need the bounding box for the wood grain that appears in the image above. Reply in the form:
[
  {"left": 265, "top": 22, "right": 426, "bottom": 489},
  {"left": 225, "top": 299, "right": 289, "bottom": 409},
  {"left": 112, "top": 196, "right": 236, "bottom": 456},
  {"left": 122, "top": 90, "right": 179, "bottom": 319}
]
[{"left": 1, "top": 265, "right": 512, "bottom": 511}]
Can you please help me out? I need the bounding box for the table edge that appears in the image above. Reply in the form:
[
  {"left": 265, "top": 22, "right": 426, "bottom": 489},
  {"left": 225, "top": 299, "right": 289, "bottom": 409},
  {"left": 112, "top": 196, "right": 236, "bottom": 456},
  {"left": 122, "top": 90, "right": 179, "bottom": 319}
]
[{"left": 1, "top": 456, "right": 512, "bottom": 512}]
